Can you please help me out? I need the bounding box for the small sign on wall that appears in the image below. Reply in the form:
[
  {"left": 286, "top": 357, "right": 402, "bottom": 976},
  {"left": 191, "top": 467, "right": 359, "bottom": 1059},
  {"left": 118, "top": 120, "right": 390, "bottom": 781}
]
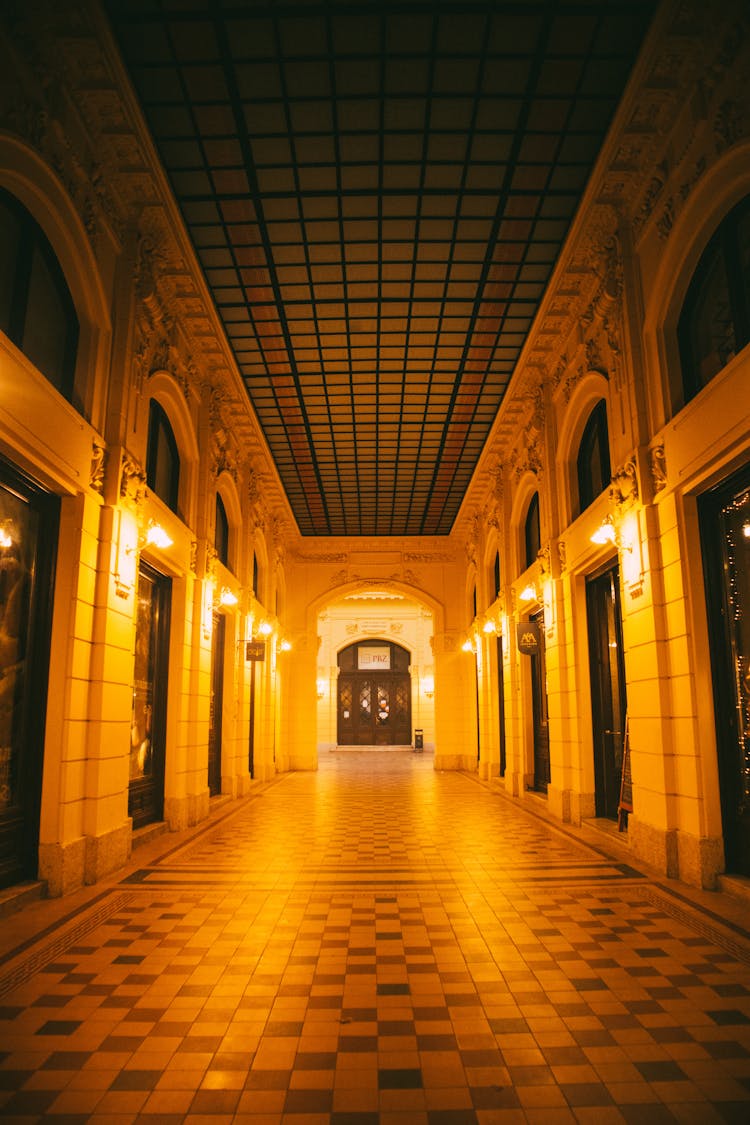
[
  {"left": 358, "top": 645, "right": 391, "bottom": 670},
  {"left": 516, "top": 620, "right": 541, "bottom": 655},
  {"left": 246, "top": 641, "right": 266, "bottom": 661}
]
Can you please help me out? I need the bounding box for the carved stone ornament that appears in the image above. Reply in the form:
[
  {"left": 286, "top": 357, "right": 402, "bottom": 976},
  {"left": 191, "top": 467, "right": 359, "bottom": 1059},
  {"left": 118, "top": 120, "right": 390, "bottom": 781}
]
[
  {"left": 558, "top": 540, "right": 567, "bottom": 572},
  {"left": 650, "top": 443, "right": 668, "bottom": 494},
  {"left": 119, "top": 451, "right": 146, "bottom": 505},
  {"left": 90, "top": 439, "right": 106, "bottom": 494},
  {"left": 610, "top": 459, "right": 639, "bottom": 510}
]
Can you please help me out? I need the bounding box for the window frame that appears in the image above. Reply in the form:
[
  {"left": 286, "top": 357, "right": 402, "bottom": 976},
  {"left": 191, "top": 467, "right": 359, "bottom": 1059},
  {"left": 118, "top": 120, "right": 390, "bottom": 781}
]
[
  {"left": 677, "top": 194, "right": 750, "bottom": 405},
  {"left": 524, "top": 492, "right": 541, "bottom": 570},
  {"left": 576, "top": 398, "right": 611, "bottom": 516},
  {"left": 146, "top": 399, "right": 180, "bottom": 515},
  {"left": 0, "top": 186, "right": 79, "bottom": 402},
  {"left": 215, "top": 492, "right": 230, "bottom": 569}
]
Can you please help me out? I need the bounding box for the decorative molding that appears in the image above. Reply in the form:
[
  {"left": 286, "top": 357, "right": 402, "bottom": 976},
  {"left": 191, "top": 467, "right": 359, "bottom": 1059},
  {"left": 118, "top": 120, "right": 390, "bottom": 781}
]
[
  {"left": 650, "top": 443, "right": 668, "bottom": 495},
  {"left": 89, "top": 439, "right": 106, "bottom": 494},
  {"left": 119, "top": 451, "right": 146, "bottom": 506},
  {"left": 610, "top": 459, "right": 639, "bottom": 511}
]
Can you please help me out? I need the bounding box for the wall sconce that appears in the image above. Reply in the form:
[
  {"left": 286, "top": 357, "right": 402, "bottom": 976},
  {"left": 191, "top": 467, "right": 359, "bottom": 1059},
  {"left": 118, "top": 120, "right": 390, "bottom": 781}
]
[
  {"left": 217, "top": 586, "right": 238, "bottom": 608},
  {"left": 519, "top": 583, "right": 537, "bottom": 603},
  {"left": 316, "top": 678, "right": 326, "bottom": 700},
  {"left": 113, "top": 508, "right": 138, "bottom": 599},
  {"left": 482, "top": 619, "right": 496, "bottom": 634},
  {"left": 144, "top": 520, "right": 173, "bottom": 549},
  {"left": 461, "top": 638, "right": 475, "bottom": 654},
  {"left": 743, "top": 520, "right": 750, "bottom": 539},
  {"left": 590, "top": 515, "right": 616, "bottom": 546},
  {"left": 279, "top": 638, "right": 292, "bottom": 652},
  {"left": 422, "top": 674, "right": 434, "bottom": 698},
  {"left": 257, "top": 621, "right": 273, "bottom": 637},
  {"left": 0, "top": 523, "right": 14, "bottom": 549}
]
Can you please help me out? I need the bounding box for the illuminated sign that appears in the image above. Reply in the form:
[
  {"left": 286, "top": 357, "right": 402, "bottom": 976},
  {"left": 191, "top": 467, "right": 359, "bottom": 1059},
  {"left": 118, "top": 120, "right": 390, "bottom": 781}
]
[
  {"left": 358, "top": 645, "right": 391, "bottom": 670},
  {"left": 516, "top": 620, "right": 541, "bottom": 655}
]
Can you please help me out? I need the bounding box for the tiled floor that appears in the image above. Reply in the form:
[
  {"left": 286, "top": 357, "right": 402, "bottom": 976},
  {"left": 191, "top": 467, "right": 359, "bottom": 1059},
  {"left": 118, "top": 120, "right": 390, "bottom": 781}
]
[{"left": 1, "top": 750, "right": 750, "bottom": 1124}]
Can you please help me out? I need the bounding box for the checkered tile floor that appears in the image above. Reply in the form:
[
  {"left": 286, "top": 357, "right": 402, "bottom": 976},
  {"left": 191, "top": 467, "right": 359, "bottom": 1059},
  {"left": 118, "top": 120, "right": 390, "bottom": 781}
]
[{"left": 1, "top": 750, "right": 750, "bottom": 1123}]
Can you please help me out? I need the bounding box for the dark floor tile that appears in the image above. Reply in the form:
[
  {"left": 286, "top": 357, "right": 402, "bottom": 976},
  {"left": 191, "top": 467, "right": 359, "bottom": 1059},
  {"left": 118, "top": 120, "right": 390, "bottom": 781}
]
[
  {"left": 41, "top": 1051, "right": 92, "bottom": 1071},
  {"left": 470, "top": 1085, "right": 520, "bottom": 1109},
  {"left": 635, "top": 1060, "right": 687, "bottom": 1082},
  {"left": 708, "top": 1009, "right": 750, "bottom": 1026},
  {"left": 428, "top": 1112, "right": 479, "bottom": 1124},
  {"left": 190, "top": 1089, "right": 241, "bottom": 1113},
  {"left": 561, "top": 1082, "right": 614, "bottom": 1106},
  {"left": 1, "top": 1089, "right": 59, "bottom": 1114},
  {"left": 340, "top": 1035, "right": 378, "bottom": 1052},
  {"left": 283, "top": 1088, "right": 333, "bottom": 1112},
  {"left": 378, "top": 1068, "right": 423, "bottom": 1089},
  {"left": 245, "top": 1069, "right": 292, "bottom": 1089},
  {"left": 35, "top": 1020, "right": 82, "bottom": 1036},
  {"left": 109, "top": 1070, "right": 162, "bottom": 1091},
  {"left": 0, "top": 1071, "right": 32, "bottom": 1090},
  {"left": 704, "top": 1040, "right": 750, "bottom": 1059},
  {"left": 295, "top": 1051, "right": 337, "bottom": 1069}
]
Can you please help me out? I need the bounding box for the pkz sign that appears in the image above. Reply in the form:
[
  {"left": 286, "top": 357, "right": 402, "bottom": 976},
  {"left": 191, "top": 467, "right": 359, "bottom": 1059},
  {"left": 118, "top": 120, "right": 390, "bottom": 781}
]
[
  {"left": 358, "top": 645, "right": 391, "bottom": 670},
  {"left": 245, "top": 641, "right": 266, "bottom": 662},
  {"left": 516, "top": 620, "right": 541, "bottom": 656}
]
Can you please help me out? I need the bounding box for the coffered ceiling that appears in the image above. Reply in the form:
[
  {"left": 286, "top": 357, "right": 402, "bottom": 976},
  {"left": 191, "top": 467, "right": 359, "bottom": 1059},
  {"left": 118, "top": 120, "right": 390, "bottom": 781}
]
[{"left": 104, "top": 0, "right": 657, "bottom": 536}]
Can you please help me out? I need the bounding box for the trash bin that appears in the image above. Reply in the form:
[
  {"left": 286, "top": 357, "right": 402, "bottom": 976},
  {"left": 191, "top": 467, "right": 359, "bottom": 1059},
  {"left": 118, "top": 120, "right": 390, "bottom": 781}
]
[{"left": 414, "top": 729, "right": 424, "bottom": 751}]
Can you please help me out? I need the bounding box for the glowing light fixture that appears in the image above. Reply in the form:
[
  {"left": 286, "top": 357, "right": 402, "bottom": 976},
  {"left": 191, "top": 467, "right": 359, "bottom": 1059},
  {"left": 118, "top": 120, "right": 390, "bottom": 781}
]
[
  {"left": 422, "top": 675, "right": 434, "bottom": 698},
  {"left": 743, "top": 520, "right": 750, "bottom": 539},
  {"left": 316, "top": 678, "right": 326, "bottom": 700},
  {"left": 257, "top": 621, "right": 273, "bottom": 637},
  {"left": 590, "top": 515, "right": 616, "bottom": 546},
  {"left": 519, "top": 584, "right": 536, "bottom": 603},
  {"left": 483, "top": 619, "right": 496, "bottom": 634},
  {"left": 461, "top": 639, "right": 474, "bottom": 653},
  {"left": 218, "top": 586, "right": 238, "bottom": 607},
  {"left": 279, "top": 638, "right": 292, "bottom": 652},
  {"left": 145, "top": 521, "right": 173, "bottom": 549},
  {"left": 0, "top": 526, "right": 13, "bottom": 549}
]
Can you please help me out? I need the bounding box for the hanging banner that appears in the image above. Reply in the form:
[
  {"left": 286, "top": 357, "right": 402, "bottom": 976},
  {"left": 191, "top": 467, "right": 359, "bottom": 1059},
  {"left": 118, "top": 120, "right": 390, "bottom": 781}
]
[
  {"left": 246, "top": 641, "right": 266, "bottom": 661},
  {"left": 516, "top": 620, "right": 541, "bottom": 655}
]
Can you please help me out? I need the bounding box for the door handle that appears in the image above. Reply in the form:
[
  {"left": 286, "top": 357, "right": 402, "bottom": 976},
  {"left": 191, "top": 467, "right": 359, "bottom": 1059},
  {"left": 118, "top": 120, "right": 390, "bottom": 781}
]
[{"left": 603, "top": 729, "right": 621, "bottom": 735}]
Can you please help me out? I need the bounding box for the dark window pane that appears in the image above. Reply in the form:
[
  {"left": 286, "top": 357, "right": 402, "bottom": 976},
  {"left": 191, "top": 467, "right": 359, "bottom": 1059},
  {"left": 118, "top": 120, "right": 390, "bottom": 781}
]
[
  {"left": 494, "top": 550, "right": 501, "bottom": 599},
  {"left": 577, "top": 399, "right": 611, "bottom": 515},
  {"left": 22, "top": 246, "right": 74, "bottom": 396},
  {"left": 215, "top": 493, "right": 230, "bottom": 567},
  {"left": 0, "top": 187, "right": 78, "bottom": 402},
  {"left": 678, "top": 195, "right": 750, "bottom": 405},
  {"left": 524, "top": 492, "right": 540, "bottom": 569},
  {"left": 0, "top": 195, "right": 21, "bottom": 337},
  {"left": 146, "top": 401, "right": 180, "bottom": 513}
]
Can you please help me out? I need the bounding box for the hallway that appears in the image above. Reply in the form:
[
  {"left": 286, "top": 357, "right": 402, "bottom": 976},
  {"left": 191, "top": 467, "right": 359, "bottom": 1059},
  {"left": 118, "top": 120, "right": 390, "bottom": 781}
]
[{"left": 1, "top": 752, "right": 749, "bottom": 1125}]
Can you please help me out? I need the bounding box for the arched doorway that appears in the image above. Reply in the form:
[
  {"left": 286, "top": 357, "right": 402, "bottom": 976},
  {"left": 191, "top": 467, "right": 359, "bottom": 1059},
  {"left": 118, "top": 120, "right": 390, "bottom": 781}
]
[{"left": 337, "top": 640, "right": 412, "bottom": 746}]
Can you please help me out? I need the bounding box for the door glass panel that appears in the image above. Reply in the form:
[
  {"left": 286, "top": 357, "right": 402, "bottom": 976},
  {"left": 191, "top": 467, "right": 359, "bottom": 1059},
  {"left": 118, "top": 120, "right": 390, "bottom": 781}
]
[
  {"left": 130, "top": 574, "right": 157, "bottom": 784},
  {"left": 0, "top": 491, "right": 38, "bottom": 811}
]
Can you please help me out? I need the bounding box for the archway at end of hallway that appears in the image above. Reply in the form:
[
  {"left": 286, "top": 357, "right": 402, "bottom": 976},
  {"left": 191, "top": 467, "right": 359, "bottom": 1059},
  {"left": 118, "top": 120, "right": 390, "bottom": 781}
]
[
  {"left": 316, "top": 587, "right": 435, "bottom": 753},
  {"left": 337, "top": 639, "right": 412, "bottom": 745}
]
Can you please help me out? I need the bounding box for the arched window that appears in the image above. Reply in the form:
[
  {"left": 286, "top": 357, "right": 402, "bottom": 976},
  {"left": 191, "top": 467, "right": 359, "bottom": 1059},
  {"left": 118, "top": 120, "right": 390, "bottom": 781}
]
[
  {"left": 252, "top": 552, "right": 260, "bottom": 599},
  {"left": 146, "top": 400, "right": 180, "bottom": 514},
  {"left": 215, "top": 493, "right": 229, "bottom": 568},
  {"left": 576, "top": 399, "right": 611, "bottom": 515},
  {"left": 524, "top": 492, "right": 540, "bottom": 570},
  {"left": 678, "top": 195, "right": 750, "bottom": 405},
  {"left": 493, "top": 550, "right": 501, "bottom": 600},
  {"left": 0, "top": 187, "right": 79, "bottom": 403}
]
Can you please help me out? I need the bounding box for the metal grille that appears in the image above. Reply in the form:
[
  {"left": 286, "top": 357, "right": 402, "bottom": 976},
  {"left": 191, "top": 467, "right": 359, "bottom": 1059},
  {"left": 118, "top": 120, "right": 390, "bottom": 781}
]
[{"left": 105, "top": 0, "right": 657, "bottom": 535}]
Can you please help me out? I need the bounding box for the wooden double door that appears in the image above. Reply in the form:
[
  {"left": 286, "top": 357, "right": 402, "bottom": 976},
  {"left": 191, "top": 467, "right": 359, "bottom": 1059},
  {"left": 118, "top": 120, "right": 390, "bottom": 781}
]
[{"left": 337, "top": 640, "right": 412, "bottom": 746}]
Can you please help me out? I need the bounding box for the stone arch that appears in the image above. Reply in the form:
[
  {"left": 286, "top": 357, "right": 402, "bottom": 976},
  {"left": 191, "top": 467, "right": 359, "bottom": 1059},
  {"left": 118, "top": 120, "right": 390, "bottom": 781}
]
[
  {"left": 643, "top": 140, "right": 750, "bottom": 431},
  {"left": 214, "top": 469, "right": 242, "bottom": 575},
  {"left": 145, "top": 370, "right": 200, "bottom": 525},
  {"left": 0, "top": 135, "right": 111, "bottom": 424},
  {"left": 556, "top": 372, "right": 611, "bottom": 525},
  {"left": 510, "top": 471, "right": 543, "bottom": 582}
]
